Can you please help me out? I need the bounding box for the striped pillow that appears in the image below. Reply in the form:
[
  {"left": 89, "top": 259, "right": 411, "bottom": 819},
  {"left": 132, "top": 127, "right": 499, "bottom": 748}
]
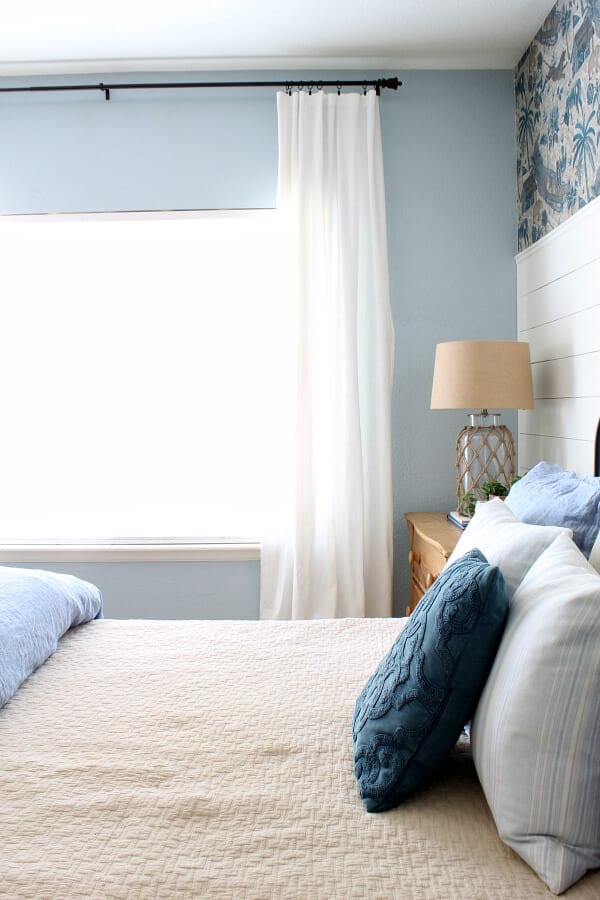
[{"left": 471, "top": 532, "right": 600, "bottom": 894}]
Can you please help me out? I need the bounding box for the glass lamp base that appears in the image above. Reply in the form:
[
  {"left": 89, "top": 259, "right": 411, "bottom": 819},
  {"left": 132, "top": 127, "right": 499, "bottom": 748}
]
[{"left": 455, "top": 414, "right": 515, "bottom": 512}]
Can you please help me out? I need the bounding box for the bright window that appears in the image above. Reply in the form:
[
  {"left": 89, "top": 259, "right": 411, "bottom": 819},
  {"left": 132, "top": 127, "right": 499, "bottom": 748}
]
[{"left": 0, "top": 210, "right": 289, "bottom": 543}]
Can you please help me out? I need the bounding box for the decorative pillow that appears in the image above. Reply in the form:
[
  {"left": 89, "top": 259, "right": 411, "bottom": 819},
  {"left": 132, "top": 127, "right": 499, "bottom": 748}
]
[
  {"left": 353, "top": 549, "right": 507, "bottom": 813},
  {"left": 471, "top": 533, "right": 600, "bottom": 894},
  {"left": 505, "top": 461, "right": 600, "bottom": 558},
  {"left": 445, "top": 497, "right": 570, "bottom": 599}
]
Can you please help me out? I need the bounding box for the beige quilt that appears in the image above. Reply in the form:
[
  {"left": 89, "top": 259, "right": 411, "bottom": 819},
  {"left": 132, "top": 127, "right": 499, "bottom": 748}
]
[{"left": 1, "top": 618, "right": 598, "bottom": 898}]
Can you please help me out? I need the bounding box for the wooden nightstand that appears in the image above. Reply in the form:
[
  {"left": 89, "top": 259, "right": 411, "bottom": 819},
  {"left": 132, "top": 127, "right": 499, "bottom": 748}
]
[{"left": 404, "top": 512, "right": 462, "bottom": 616}]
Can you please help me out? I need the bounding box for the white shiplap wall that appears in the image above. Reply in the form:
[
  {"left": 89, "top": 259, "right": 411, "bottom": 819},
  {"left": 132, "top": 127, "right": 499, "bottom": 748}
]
[{"left": 516, "top": 195, "right": 600, "bottom": 476}]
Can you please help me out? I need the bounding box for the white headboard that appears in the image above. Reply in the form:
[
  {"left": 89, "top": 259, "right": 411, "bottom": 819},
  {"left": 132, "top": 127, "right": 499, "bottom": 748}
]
[{"left": 516, "top": 196, "right": 600, "bottom": 477}]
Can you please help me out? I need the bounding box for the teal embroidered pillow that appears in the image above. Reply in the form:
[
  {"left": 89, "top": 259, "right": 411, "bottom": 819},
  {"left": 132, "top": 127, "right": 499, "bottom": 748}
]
[{"left": 353, "top": 549, "right": 508, "bottom": 812}]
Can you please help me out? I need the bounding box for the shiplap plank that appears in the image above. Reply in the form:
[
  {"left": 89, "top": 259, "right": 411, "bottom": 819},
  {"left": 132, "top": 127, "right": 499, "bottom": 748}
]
[
  {"left": 531, "top": 352, "right": 600, "bottom": 399},
  {"left": 517, "top": 195, "right": 600, "bottom": 476},
  {"left": 522, "top": 306, "right": 600, "bottom": 363},
  {"left": 520, "top": 398, "right": 600, "bottom": 443},
  {"left": 518, "top": 257, "right": 600, "bottom": 331},
  {"left": 518, "top": 433, "right": 594, "bottom": 475},
  {"left": 516, "top": 195, "right": 600, "bottom": 295}
]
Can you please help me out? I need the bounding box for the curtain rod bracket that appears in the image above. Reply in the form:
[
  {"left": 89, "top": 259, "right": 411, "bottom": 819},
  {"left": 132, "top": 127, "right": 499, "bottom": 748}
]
[{"left": 99, "top": 83, "right": 110, "bottom": 101}]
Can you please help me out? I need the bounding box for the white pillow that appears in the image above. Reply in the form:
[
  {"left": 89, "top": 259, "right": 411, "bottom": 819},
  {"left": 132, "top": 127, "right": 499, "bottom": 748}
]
[
  {"left": 445, "top": 498, "right": 571, "bottom": 599},
  {"left": 471, "top": 532, "right": 600, "bottom": 894}
]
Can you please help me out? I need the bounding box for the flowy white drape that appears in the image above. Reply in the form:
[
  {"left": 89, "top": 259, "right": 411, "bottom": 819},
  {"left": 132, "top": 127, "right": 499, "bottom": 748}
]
[{"left": 260, "top": 90, "right": 394, "bottom": 619}]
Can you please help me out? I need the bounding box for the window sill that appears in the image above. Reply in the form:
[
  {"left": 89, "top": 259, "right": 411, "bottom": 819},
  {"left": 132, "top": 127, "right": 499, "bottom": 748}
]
[{"left": 0, "top": 542, "right": 260, "bottom": 563}]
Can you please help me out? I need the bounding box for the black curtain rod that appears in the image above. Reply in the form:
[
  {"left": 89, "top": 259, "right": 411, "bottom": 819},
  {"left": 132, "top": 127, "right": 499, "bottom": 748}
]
[{"left": 0, "top": 76, "right": 400, "bottom": 101}]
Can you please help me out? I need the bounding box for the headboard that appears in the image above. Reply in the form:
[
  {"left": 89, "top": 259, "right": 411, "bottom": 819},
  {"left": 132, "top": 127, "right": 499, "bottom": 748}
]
[{"left": 516, "top": 196, "right": 600, "bottom": 477}]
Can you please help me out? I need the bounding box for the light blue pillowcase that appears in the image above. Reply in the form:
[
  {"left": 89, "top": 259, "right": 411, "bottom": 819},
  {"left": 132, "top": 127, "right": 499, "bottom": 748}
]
[
  {"left": 0, "top": 566, "right": 103, "bottom": 708},
  {"left": 506, "top": 461, "right": 600, "bottom": 558}
]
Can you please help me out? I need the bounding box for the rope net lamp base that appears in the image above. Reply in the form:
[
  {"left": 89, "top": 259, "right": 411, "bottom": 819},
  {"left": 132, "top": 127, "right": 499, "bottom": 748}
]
[{"left": 455, "top": 412, "right": 515, "bottom": 511}]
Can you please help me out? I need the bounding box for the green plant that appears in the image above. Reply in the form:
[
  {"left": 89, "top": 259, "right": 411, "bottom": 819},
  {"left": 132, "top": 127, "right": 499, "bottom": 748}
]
[
  {"left": 460, "top": 473, "right": 525, "bottom": 518},
  {"left": 459, "top": 491, "right": 477, "bottom": 517},
  {"left": 480, "top": 480, "right": 509, "bottom": 500}
]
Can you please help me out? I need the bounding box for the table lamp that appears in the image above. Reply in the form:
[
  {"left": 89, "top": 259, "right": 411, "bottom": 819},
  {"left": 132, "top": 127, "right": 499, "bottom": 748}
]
[{"left": 430, "top": 340, "right": 534, "bottom": 511}]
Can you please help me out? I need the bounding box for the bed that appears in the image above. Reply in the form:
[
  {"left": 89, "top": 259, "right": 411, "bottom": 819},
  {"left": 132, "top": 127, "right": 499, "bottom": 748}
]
[
  {"left": 1, "top": 443, "right": 599, "bottom": 898},
  {"left": 1, "top": 434, "right": 600, "bottom": 898},
  {"left": 0, "top": 612, "right": 595, "bottom": 900},
  {"left": 1, "top": 552, "right": 599, "bottom": 900}
]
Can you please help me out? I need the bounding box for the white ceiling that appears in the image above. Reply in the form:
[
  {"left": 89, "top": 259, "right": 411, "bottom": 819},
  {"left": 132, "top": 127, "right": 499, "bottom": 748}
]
[{"left": 0, "top": 0, "right": 555, "bottom": 76}]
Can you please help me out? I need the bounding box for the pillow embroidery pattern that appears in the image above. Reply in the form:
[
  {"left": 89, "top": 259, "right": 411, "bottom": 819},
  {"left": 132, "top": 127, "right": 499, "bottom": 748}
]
[
  {"left": 353, "top": 549, "right": 507, "bottom": 812},
  {"left": 353, "top": 614, "right": 431, "bottom": 801}
]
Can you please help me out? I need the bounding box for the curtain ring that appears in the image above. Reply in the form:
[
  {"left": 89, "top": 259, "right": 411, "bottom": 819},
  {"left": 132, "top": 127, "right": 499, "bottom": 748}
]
[
  {"left": 337, "top": 82, "right": 341, "bottom": 96},
  {"left": 363, "top": 81, "right": 368, "bottom": 96},
  {"left": 308, "top": 83, "right": 313, "bottom": 96}
]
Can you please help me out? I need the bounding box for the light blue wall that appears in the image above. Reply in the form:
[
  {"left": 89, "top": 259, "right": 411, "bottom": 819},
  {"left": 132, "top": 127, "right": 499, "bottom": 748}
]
[
  {"left": 0, "top": 76, "right": 278, "bottom": 212},
  {"left": 0, "top": 69, "right": 516, "bottom": 617},
  {"left": 385, "top": 71, "right": 517, "bottom": 610},
  {"left": 12, "top": 561, "right": 260, "bottom": 619}
]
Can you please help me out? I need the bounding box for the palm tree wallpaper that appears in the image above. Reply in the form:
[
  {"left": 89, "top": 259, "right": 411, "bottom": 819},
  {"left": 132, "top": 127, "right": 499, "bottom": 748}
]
[{"left": 516, "top": 0, "right": 600, "bottom": 249}]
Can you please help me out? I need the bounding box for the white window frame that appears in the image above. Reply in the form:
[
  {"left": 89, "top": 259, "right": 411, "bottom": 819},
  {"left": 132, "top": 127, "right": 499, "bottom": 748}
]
[{"left": 0, "top": 541, "right": 260, "bottom": 563}]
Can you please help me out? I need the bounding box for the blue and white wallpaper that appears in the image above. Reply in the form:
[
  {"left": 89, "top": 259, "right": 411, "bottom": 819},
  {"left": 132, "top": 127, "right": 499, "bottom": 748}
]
[{"left": 516, "top": 0, "right": 600, "bottom": 249}]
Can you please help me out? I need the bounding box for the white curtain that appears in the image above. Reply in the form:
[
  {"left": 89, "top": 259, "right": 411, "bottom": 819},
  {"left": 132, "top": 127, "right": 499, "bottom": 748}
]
[{"left": 260, "top": 90, "right": 394, "bottom": 619}]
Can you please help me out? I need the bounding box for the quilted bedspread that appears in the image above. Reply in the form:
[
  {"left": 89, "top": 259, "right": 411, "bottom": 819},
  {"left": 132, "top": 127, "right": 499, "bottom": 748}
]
[{"left": 1, "top": 618, "right": 598, "bottom": 899}]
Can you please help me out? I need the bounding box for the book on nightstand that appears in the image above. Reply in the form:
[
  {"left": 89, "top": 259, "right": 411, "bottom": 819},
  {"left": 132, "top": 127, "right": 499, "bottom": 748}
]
[{"left": 447, "top": 510, "right": 471, "bottom": 530}]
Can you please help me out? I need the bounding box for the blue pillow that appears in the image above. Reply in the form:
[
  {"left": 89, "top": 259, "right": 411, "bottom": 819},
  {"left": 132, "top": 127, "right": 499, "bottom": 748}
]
[
  {"left": 506, "top": 462, "right": 600, "bottom": 558},
  {"left": 352, "top": 549, "right": 507, "bottom": 812},
  {"left": 0, "top": 566, "right": 103, "bottom": 708}
]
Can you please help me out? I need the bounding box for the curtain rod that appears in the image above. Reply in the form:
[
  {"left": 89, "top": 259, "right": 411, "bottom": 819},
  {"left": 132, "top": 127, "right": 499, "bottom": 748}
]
[{"left": 0, "top": 76, "right": 400, "bottom": 101}]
